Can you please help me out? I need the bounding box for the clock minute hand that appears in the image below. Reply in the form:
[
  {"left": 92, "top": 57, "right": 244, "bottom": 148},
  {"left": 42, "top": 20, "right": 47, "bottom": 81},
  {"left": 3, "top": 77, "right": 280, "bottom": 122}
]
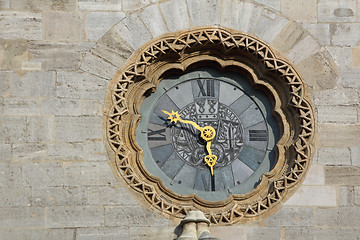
[{"left": 162, "top": 110, "right": 203, "bottom": 131}]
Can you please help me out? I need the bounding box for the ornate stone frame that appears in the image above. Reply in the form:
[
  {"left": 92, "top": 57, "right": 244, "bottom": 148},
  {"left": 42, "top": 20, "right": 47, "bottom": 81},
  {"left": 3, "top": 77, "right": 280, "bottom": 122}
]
[{"left": 103, "top": 27, "right": 315, "bottom": 225}]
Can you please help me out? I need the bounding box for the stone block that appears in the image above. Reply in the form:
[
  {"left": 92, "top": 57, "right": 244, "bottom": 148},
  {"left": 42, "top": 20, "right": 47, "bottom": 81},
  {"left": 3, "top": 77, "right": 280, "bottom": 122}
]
[
  {"left": 318, "top": 124, "right": 360, "bottom": 148},
  {"left": 22, "top": 162, "right": 63, "bottom": 187},
  {"left": 76, "top": 227, "right": 130, "bottom": 240},
  {"left": 0, "top": 187, "right": 31, "bottom": 207},
  {"left": 252, "top": 0, "right": 280, "bottom": 11},
  {"left": 3, "top": 98, "right": 41, "bottom": 115},
  {"left": 47, "top": 206, "right": 104, "bottom": 228},
  {"left": 266, "top": 207, "right": 314, "bottom": 226},
  {"left": 0, "top": 163, "right": 23, "bottom": 187},
  {"left": 316, "top": 207, "right": 360, "bottom": 227},
  {"left": 0, "top": 71, "right": 11, "bottom": 97},
  {"left": 48, "top": 142, "right": 85, "bottom": 161},
  {"left": 339, "top": 68, "right": 360, "bottom": 88},
  {"left": 43, "top": 11, "right": 85, "bottom": 41},
  {"left": 318, "top": 0, "right": 356, "bottom": 23},
  {"left": 253, "top": 10, "right": 288, "bottom": 44},
  {"left": 350, "top": 147, "right": 360, "bottom": 166},
  {"left": 85, "top": 139, "right": 107, "bottom": 161},
  {"left": 121, "top": 14, "right": 153, "bottom": 50},
  {"left": 122, "top": 0, "right": 152, "bottom": 12},
  {"left": 12, "top": 143, "right": 48, "bottom": 162},
  {"left": 0, "top": 39, "right": 30, "bottom": 71},
  {"left": 128, "top": 226, "right": 177, "bottom": 240},
  {"left": 331, "top": 23, "right": 360, "bottom": 46},
  {"left": 26, "top": 116, "right": 52, "bottom": 142},
  {"left": 0, "top": 116, "right": 27, "bottom": 143},
  {"left": 303, "top": 164, "right": 325, "bottom": 185},
  {"left": 355, "top": 187, "right": 360, "bottom": 205},
  {"left": 160, "top": 0, "right": 190, "bottom": 32},
  {"left": 41, "top": 98, "right": 81, "bottom": 116},
  {"left": 79, "top": 0, "right": 121, "bottom": 11},
  {"left": 351, "top": 47, "right": 360, "bottom": 67},
  {"left": 0, "top": 228, "right": 75, "bottom": 240},
  {"left": 0, "top": 0, "right": 10, "bottom": 9},
  {"left": 92, "top": 27, "right": 134, "bottom": 68},
  {"left": 325, "top": 166, "right": 360, "bottom": 186},
  {"left": 211, "top": 225, "right": 246, "bottom": 240},
  {"left": 317, "top": 106, "right": 357, "bottom": 124},
  {"left": 87, "top": 186, "right": 138, "bottom": 205},
  {"left": 314, "top": 89, "right": 358, "bottom": 106},
  {"left": 326, "top": 46, "right": 352, "bottom": 68},
  {"left": 54, "top": 116, "right": 102, "bottom": 142},
  {"left": 21, "top": 61, "right": 42, "bottom": 71},
  {"left": 272, "top": 21, "right": 306, "bottom": 54},
  {"left": 81, "top": 100, "right": 104, "bottom": 116},
  {"left": 87, "top": 12, "right": 125, "bottom": 41},
  {"left": 247, "top": 227, "right": 281, "bottom": 240},
  {"left": 337, "top": 186, "right": 355, "bottom": 206},
  {"left": 284, "top": 186, "right": 337, "bottom": 206},
  {"left": 0, "top": 144, "right": 11, "bottom": 162},
  {"left": 0, "top": 11, "right": 41, "bottom": 40},
  {"left": 11, "top": 71, "right": 55, "bottom": 98},
  {"left": 32, "top": 186, "right": 88, "bottom": 206},
  {"left": 140, "top": 4, "right": 168, "bottom": 38},
  {"left": 281, "top": 0, "right": 317, "bottom": 22},
  {"left": 318, "top": 147, "right": 351, "bottom": 165},
  {"left": 302, "top": 23, "right": 330, "bottom": 46},
  {"left": 28, "top": 42, "right": 82, "bottom": 70},
  {"left": 187, "top": 0, "right": 221, "bottom": 27},
  {"left": 9, "top": 0, "right": 77, "bottom": 11},
  {"left": 80, "top": 53, "right": 117, "bottom": 80},
  {"left": 64, "top": 162, "right": 117, "bottom": 186},
  {"left": 56, "top": 71, "right": 108, "bottom": 100},
  {"left": 285, "top": 227, "right": 360, "bottom": 240},
  {"left": 105, "top": 206, "right": 171, "bottom": 227},
  {"left": 287, "top": 35, "right": 320, "bottom": 64},
  {"left": 0, "top": 207, "right": 45, "bottom": 228}
]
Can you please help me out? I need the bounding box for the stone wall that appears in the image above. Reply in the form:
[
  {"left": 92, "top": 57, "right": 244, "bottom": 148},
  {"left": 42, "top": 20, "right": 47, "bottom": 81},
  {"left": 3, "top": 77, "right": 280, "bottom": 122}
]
[{"left": 0, "top": 0, "right": 359, "bottom": 239}]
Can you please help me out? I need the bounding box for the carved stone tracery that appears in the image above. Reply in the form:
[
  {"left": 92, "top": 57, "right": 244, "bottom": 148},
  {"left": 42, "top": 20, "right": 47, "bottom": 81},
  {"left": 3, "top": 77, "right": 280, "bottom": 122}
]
[{"left": 104, "top": 27, "right": 315, "bottom": 225}]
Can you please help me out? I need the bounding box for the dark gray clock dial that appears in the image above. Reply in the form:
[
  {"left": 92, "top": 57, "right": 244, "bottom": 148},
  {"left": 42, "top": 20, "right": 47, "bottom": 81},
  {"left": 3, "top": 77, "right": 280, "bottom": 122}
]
[{"left": 137, "top": 69, "right": 279, "bottom": 201}]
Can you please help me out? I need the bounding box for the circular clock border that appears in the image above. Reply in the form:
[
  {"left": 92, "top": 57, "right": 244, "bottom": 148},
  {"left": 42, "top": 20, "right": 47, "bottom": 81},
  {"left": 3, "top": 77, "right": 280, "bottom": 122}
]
[{"left": 103, "top": 27, "right": 315, "bottom": 225}]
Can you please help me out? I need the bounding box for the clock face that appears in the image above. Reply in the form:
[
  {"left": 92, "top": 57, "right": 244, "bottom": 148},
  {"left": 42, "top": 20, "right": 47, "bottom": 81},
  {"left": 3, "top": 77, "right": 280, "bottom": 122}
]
[{"left": 137, "top": 69, "right": 279, "bottom": 201}]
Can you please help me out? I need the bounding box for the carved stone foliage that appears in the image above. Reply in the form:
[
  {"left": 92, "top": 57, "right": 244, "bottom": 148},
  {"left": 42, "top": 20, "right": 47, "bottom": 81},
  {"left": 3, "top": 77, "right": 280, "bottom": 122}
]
[{"left": 103, "top": 27, "right": 315, "bottom": 225}]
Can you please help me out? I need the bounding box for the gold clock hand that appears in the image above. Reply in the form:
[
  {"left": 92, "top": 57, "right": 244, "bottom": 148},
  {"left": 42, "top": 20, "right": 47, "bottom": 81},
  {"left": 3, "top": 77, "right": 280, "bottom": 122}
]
[
  {"left": 162, "top": 110, "right": 203, "bottom": 131},
  {"left": 205, "top": 141, "right": 217, "bottom": 176}
]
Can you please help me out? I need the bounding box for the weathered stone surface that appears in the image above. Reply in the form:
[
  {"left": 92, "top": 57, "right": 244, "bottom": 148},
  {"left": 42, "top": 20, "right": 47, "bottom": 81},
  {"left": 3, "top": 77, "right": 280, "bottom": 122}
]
[
  {"left": 0, "top": 228, "right": 75, "bottom": 240},
  {"left": 28, "top": 42, "right": 82, "bottom": 70},
  {"left": 12, "top": 143, "right": 47, "bottom": 162},
  {"left": 41, "top": 98, "right": 81, "bottom": 116},
  {"left": 122, "top": 0, "right": 152, "bottom": 12},
  {"left": 212, "top": 225, "right": 246, "bottom": 240},
  {"left": 339, "top": 68, "right": 360, "bottom": 88},
  {"left": 87, "top": 12, "right": 125, "bottom": 41},
  {"left": 314, "top": 89, "right": 358, "bottom": 106},
  {"left": 318, "top": 147, "right": 351, "bottom": 165},
  {"left": 0, "top": 116, "right": 27, "bottom": 143},
  {"left": 281, "top": 0, "right": 317, "bottom": 22},
  {"left": 85, "top": 139, "right": 107, "bottom": 161},
  {"left": 87, "top": 186, "right": 138, "bottom": 205},
  {"left": 272, "top": 21, "right": 305, "bottom": 54},
  {"left": 128, "top": 226, "right": 177, "bottom": 240},
  {"left": 266, "top": 207, "right": 314, "bottom": 226},
  {"left": 285, "top": 227, "right": 360, "bottom": 240},
  {"left": 303, "top": 164, "right": 325, "bottom": 185},
  {"left": 43, "top": 12, "right": 85, "bottom": 41},
  {"left": 338, "top": 186, "right": 355, "bottom": 206},
  {"left": 64, "top": 162, "right": 116, "bottom": 186},
  {"left": 92, "top": 27, "right": 134, "bottom": 68},
  {"left": 247, "top": 227, "right": 281, "bottom": 240},
  {"left": 80, "top": 53, "right": 117, "bottom": 80},
  {"left": 32, "top": 186, "right": 88, "bottom": 206},
  {"left": 26, "top": 116, "right": 52, "bottom": 142},
  {"left": 0, "top": 0, "right": 10, "bottom": 9},
  {"left": 48, "top": 142, "right": 84, "bottom": 161},
  {"left": 252, "top": 0, "right": 280, "bottom": 11},
  {"left": 186, "top": 0, "right": 220, "bottom": 27},
  {"left": 318, "top": 0, "right": 356, "bottom": 23},
  {"left": 21, "top": 61, "right": 42, "bottom": 71},
  {"left": 318, "top": 124, "right": 360, "bottom": 148},
  {"left": 11, "top": 71, "right": 55, "bottom": 97},
  {"left": 0, "top": 71, "right": 11, "bottom": 97},
  {"left": 302, "top": 23, "right": 330, "bottom": 46},
  {"left": 160, "top": 0, "right": 190, "bottom": 32},
  {"left": 123, "top": 14, "right": 153, "bottom": 50},
  {"left": 351, "top": 47, "right": 360, "bottom": 67},
  {"left": 0, "top": 187, "right": 31, "bottom": 207},
  {"left": 0, "top": 11, "right": 41, "bottom": 40},
  {"left": 23, "top": 162, "right": 63, "bottom": 187},
  {"left": 3, "top": 98, "right": 40, "bottom": 115},
  {"left": 56, "top": 71, "right": 108, "bottom": 100},
  {"left": 54, "top": 116, "right": 102, "bottom": 142},
  {"left": 355, "top": 187, "right": 360, "bottom": 205},
  {"left": 253, "top": 9, "right": 288, "bottom": 44},
  {"left": 105, "top": 206, "right": 171, "bottom": 227},
  {"left": 326, "top": 46, "right": 352, "bottom": 68},
  {"left": 47, "top": 206, "right": 104, "bottom": 228},
  {"left": 317, "top": 105, "right": 357, "bottom": 123},
  {"left": 9, "top": 0, "right": 77, "bottom": 11},
  {"left": 325, "top": 166, "right": 360, "bottom": 186},
  {"left": 0, "top": 163, "right": 22, "bottom": 187},
  {"left": 287, "top": 35, "right": 320, "bottom": 64},
  {"left": 78, "top": 0, "right": 121, "bottom": 11},
  {"left": 331, "top": 23, "right": 360, "bottom": 46},
  {"left": 0, "top": 144, "right": 11, "bottom": 162},
  {"left": 0, "top": 39, "right": 30, "bottom": 71},
  {"left": 284, "top": 186, "right": 337, "bottom": 206},
  {"left": 140, "top": 4, "right": 168, "bottom": 38},
  {"left": 350, "top": 147, "right": 360, "bottom": 166},
  {"left": 0, "top": 207, "right": 45, "bottom": 228},
  {"left": 81, "top": 100, "right": 104, "bottom": 116},
  {"left": 316, "top": 207, "right": 360, "bottom": 227},
  {"left": 76, "top": 227, "right": 129, "bottom": 240}
]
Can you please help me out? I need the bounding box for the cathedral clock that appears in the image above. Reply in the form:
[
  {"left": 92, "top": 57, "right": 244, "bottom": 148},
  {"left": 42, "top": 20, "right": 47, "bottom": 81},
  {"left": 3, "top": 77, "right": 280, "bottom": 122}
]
[{"left": 104, "top": 27, "right": 315, "bottom": 224}]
